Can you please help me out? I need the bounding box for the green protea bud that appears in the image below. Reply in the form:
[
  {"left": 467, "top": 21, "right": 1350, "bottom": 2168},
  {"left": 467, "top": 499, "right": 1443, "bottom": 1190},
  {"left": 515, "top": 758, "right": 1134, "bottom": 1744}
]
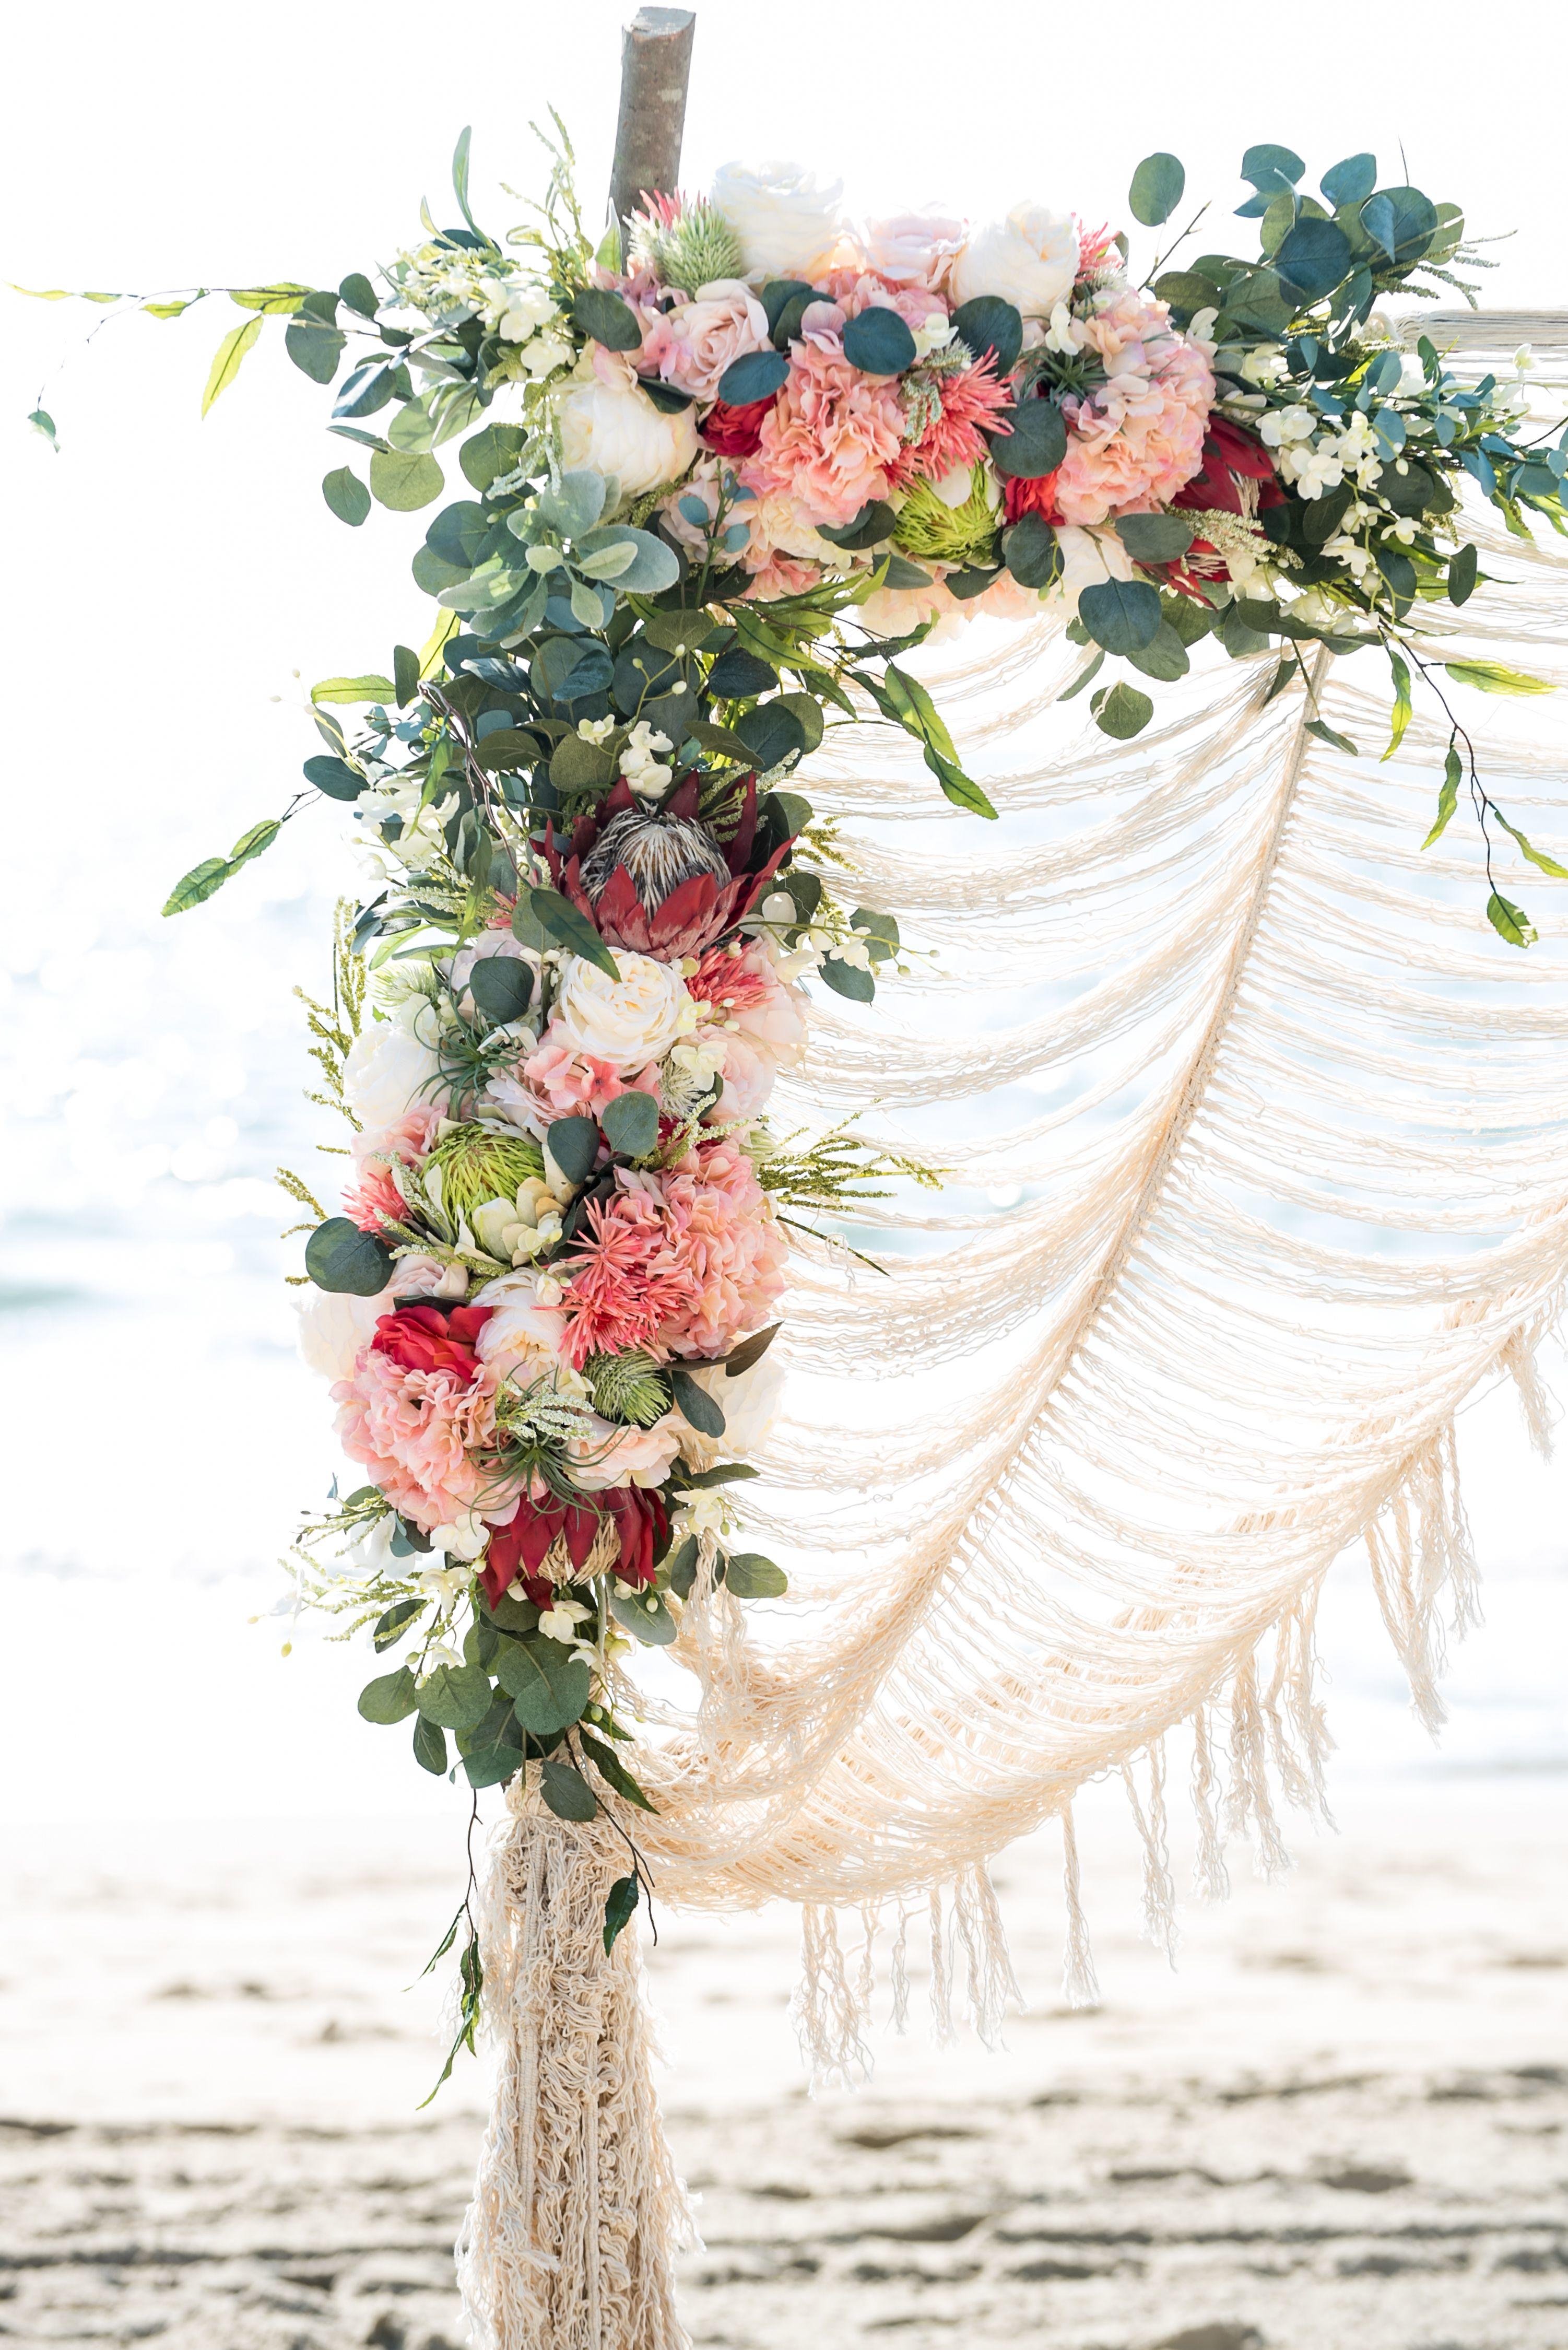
[
  {"left": 891, "top": 464, "right": 1003, "bottom": 569},
  {"left": 584, "top": 1348, "right": 670, "bottom": 1428},
  {"left": 628, "top": 192, "right": 745, "bottom": 297},
  {"left": 428, "top": 1124, "right": 545, "bottom": 1223}
]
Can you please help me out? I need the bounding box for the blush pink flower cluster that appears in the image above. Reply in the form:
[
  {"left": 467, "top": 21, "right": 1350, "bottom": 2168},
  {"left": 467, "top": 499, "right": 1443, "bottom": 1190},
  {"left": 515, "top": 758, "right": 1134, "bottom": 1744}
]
[
  {"left": 1051, "top": 290, "right": 1215, "bottom": 527},
  {"left": 744, "top": 338, "right": 905, "bottom": 525},
  {"left": 560, "top": 1137, "right": 787, "bottom": 1369}
]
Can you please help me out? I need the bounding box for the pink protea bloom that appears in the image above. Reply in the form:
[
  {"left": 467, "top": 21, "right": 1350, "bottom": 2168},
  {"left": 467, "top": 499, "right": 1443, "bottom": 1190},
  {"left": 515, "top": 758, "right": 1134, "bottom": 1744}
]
[
  {"left": 745, "top": 338, "right": 904, "bottom": 525},
  {"left": 332, "top": 1346, "right": 498, "bottom": 1532},
  {"left": 889, "top": 355, "right": 1012, "bottom": 488}
]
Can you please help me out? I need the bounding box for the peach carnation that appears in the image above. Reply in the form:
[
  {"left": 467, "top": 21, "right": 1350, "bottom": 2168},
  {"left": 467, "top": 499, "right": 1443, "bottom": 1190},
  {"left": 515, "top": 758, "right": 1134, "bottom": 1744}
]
[
  {"left": 744, "top": 339, "right": 904, "bottom": 525},
  {"left": 559, "top": 1137, "right": 786, "bottom": 1368},
  {"left": 333, "top": 1347, "right": 499, "bottom": 1532}
]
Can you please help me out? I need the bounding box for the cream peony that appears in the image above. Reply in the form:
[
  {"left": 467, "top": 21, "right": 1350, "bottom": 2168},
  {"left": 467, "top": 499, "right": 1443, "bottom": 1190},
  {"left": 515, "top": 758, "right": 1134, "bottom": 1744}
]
[
  {"left": 343, "top": 1005, "right": 444, "bottom": 1130},
  {"left": 556, "top": 377, "right": 699, "bottom": 499},
  {"left": 473, "top": 1270, "right": 572, "bottom": 1384},
  {"left": 949, "top": 203, "right": 1080, "bottom": 319},
  {"left": 709, "top": 159, "right": 845, "bottom": 283},
  {"left": 296, "top": 1285, "right": 393, "bottom": 1385},
  {"left": 551, "top": 949, "right": 693, "bottom": 1073}
]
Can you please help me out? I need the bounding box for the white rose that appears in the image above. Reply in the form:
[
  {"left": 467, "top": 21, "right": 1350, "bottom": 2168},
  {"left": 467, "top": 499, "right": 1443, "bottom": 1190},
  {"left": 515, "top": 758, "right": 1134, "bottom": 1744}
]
[
  {"left": 556, "top": 378, "right": 699, "bottom": 500},
  {"left": 856, "top": 211, "right": 965, "bottom": 290},
  {"left": 295, "top": 1285, "right": 392, "bottom": 1385},
  {"left": 551, "top": 949, "right": 693, "bottom": 1072},
  {"left": 679, "top": 1347, "right": 786, "bottom": 1465},
  {"left": 709, "top": 159, "right": 845, "bottom": 282},
  {"left": 568, "top": 1412, "right": 682, "bottom": 1493},
  {"left": 949, "top": 203, "right": 1080, "bottom": 319},
  {"left": 343, "top": 1004, "right": 443, "bottom": 1130},
  {"left": 1050, "top": 524, "right": 1136, "bottom": 620}
]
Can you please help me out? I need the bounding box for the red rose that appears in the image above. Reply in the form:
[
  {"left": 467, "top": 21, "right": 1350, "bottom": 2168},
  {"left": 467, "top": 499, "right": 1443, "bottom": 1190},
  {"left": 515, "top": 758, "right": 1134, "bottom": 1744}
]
[
  {"left": 699, "top": 395, "right": 773, "bottom": 458},
  {"left": 1003, "top": 471, "right": 1063, "bottom": 527},
  {"left": 370, "top": 1302, "right": 491, "bottom": 1382}
]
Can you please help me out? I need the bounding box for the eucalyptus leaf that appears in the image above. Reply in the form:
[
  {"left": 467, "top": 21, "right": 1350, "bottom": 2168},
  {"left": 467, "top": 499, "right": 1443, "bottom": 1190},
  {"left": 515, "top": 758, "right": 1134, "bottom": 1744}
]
[
  {"left": 570, "top": 288, "right": 644, "bottom": 351},
  {"left": 540, "top": 1759, "right": 598, "bottom": 1820},
  {"left": 1129, "top": 152, "right": 1185, "bottom": 227},
  {"left": 722, "top": 1553, "right": 789, "bottom": 1600},
  {"left": 600, "top": 1089, "right": 661, "bottom": 1159},
  {"left": 603, "top": 1873, "right": 640, "bottom": 1954},
  {"left": 468, "top": 956, "right": 535, "bottom": 1024},
  {"left": 1114, "top": 513, "right": 1195, "bottom": 563},
  {"left": 370, "top": 448, "right": 444, "bottom": 511},
  {"left": 842, "top": 306, "right": 917, "bottom": 375},
  {"left": 949, "top": 298, "right": 1022, "bottom": 375},
  {"left": 494, "top": 1637, "right": 591, "bottom": 1735},
  {"left": 358, "top": 1666, "right": 418, "bottom": 1725},
  {"left": 670, "top": 1367, "right": 725, "bottom": 1438},
  {"left": 302, "top": 754, "right": 364, "bottom": 801},
  {"left": 988, "top": 399, "right": 1068, "bottom": 480},
  {"left": 304, "top": 1216, "right": 394, "bottom": 1296},
  {"left": 717, "top": 349, "right": 789, "bottom": 406},
  {"left": 1078, "top": 578, "right": 1162, "bottom": 654},
  {"left": 607, "top": 1586, "right": 679, "bottom": 1647},
  {"left": 529, "top": 887, "right": 620, "bottom": 978},
  {"left": 546, "top": 1115, "right": 600, "bottom": 1186},
  {"left": 1091, "top": 681, "right": 1154, "bottom": 739}
]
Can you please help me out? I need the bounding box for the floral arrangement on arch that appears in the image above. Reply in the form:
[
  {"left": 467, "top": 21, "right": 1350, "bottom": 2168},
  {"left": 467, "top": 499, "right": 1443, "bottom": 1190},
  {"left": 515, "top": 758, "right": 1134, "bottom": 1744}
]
[{"left": 22, "top": 121, "right": 1566, "bottom": 2084}]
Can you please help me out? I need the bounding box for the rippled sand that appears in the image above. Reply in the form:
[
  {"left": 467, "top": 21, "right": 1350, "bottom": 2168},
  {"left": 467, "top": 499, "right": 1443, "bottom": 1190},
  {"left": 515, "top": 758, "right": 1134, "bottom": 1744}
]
[{"left": 4, "top": 1773, "right": 1565, "bottom": 2348}]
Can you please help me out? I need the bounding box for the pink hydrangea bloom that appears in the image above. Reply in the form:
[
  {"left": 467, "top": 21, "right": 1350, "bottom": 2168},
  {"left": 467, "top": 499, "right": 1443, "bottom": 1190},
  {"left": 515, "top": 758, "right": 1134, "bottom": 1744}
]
[
  {"left": 1053, "top": 291, "right": 1214, "bottom": 526},
  {"left": 744, "top": 339, "right": 904, "bottom": 525},
  {"left": 643, "top": 1134, "right": 788, "bottom": 1360},
  {"left": 332, "top": 1349, "right": 499, "bottom": 1531}
]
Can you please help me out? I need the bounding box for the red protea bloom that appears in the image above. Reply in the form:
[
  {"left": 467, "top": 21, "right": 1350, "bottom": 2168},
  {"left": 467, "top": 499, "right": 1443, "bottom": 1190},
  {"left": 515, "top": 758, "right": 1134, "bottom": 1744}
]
[
  {"left": 370, "top": 1303, "right": 491, "bottom": 1382},
  {"left": 479, "top": 1484, "right": 669, "bottom": 1609},
  {"left": 1172, "top": 416, "right": 1282, "bottom": 517},
  {"left": 700, "top": 395, "right": 774, "bottom": 457},
  {"left": 543, "top": 776, "right": 794, "bottom": 962},
  {"left": 889, "top": 356, "right": 1012, "bottom": 488}
]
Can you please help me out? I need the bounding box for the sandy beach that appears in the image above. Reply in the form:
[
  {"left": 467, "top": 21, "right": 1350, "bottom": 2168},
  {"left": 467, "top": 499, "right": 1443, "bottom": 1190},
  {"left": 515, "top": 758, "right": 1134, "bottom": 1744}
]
[{"left": 4, "top": 1767, "right": 1565, "bottom": 2350}]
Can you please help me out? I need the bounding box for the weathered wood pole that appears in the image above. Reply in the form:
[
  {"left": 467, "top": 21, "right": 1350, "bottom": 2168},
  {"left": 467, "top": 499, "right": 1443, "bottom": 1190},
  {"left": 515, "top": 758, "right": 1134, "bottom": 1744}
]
[{"left": 609, "top": 8, "right": 696, "bottom": 236}]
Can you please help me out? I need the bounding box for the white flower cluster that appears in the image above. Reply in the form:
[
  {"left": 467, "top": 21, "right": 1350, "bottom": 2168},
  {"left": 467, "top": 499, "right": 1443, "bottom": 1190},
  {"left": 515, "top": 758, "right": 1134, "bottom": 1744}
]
[
  {"left": 620, "top": 721, "right": 676, "bottom": 800},
  {"left": 391, "top": 243, "right": 572, "bottom": 380},
  {"left": 1257, "top": 403, "right": 1388, "bottom": 502}
]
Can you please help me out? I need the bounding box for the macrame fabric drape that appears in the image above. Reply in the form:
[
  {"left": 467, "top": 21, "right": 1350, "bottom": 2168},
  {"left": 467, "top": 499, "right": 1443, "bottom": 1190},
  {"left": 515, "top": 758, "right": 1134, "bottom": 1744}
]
[{"left": 461, "top": 327, "right": 1568, "bottom": 2346}]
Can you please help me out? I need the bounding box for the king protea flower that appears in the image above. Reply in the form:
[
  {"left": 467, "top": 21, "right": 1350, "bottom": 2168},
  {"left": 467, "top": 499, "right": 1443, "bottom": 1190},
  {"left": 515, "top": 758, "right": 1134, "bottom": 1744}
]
[{"left": 543, "top": 775, "right": 794, "bottom": 962}]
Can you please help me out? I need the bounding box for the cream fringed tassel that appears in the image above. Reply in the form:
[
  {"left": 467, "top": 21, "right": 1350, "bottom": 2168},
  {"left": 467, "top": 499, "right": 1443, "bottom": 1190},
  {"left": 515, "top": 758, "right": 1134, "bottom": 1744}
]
[{"left": 456, "top": 1794, "right": 696, "bottom": 2350}]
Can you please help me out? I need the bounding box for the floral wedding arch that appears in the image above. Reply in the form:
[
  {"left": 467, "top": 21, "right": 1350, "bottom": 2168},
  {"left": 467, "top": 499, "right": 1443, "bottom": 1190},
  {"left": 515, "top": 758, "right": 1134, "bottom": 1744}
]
[{"left": 22, "top": 50, "right": 1568, "bottom": 2347}]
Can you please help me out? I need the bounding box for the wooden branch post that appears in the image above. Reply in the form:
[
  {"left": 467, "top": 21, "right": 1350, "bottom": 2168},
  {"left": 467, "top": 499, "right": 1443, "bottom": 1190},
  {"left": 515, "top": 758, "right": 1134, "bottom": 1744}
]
[{"left": 609, "top": 8, "right": 696, "bottom": 237}]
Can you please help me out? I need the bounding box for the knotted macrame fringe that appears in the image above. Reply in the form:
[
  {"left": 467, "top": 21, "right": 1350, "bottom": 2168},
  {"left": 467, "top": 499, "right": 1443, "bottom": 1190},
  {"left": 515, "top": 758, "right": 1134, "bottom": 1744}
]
[{"left": 456, "top": 1797, "right": 696, "bottom": 2350}]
